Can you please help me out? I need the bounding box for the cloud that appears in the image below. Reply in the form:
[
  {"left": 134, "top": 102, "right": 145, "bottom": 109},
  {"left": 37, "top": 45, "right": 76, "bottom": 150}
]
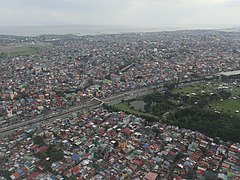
[{"left": 0, "top": 0, "right": 239, "bottom": 28}]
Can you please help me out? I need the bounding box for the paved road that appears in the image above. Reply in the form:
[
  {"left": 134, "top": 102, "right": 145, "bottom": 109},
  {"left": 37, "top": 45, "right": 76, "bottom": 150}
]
[
  {"left": 0, "top": 77, "right": 211, "bottom": 137},
  {"left": 0, "top": 85, "right": 159, "bottom": 137}
]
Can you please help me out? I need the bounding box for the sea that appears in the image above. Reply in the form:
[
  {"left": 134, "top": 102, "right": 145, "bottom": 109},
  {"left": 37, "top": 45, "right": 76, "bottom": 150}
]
[{"left": 0, "top": 25, "right": 185, "bottom": 36}]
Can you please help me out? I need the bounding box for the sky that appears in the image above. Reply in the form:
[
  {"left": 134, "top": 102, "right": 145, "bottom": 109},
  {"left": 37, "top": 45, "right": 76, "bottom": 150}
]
[{"left": 0, "top": 0, "right": 239, "bottom": 28}]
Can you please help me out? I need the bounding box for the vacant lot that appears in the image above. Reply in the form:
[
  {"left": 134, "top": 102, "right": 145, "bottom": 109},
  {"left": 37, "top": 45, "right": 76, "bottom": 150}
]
[
  {"left": 113, "top": 102, "right": 158, "bottom": 119},
  {"left": 211, "top": 99, "right": 240, "bottom": 116},
  {"left": 0, "top": 43, "right": 52, "bottom": 58},
  {"left": 173, "top": 81, "right": 240, "bottom": 117},
  {"left": 0, "top": 45, "right": 37, "bottom": 57},
  {"left": 173, "top": 82, "right": 220, "bottom": 94}
]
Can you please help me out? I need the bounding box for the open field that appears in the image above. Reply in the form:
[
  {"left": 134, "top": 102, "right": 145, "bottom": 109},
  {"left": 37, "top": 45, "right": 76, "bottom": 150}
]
[
  {"left": 113, "top": 102, "right": 158, "bottom": 119},
  {"left": 113, "top": 81, "right": 240, "bottom": 119},
  {"left": 0, "top": 43, "right": 53, "bottom": 58},
  {"left": 111, "top": 81, "right": 240, "bottom": 142},
  {"left": 172, "top": 82, "right": 221, "bottom": 94},
  {"left": 173, "top": 81, "right": 240, "bottom": 96},
  {"left": 0, "top": 45, "right": 37, "bottom": 57},
  {"left": 173, "top": 81, "right": 240, "bottom": 117},
  {"left": 232, "top": 86, "right": 240, "bottom": 95},
  {"left": 210, "top": 99, "right": 240, "bottom": 117}
]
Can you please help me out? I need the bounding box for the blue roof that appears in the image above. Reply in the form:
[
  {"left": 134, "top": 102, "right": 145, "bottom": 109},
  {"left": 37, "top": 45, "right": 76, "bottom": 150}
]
[
  {"left": 72, "top": 153, "right": 80, "bottom": 161},
  {"left": 28, "top": 98, "right": 35, "bottom": 102},
  {"left": 144, "top": 143, "right": 149, "bottom": 148},
  {"left": 17, "top": 169, "right": 25, "bottom": 175}
]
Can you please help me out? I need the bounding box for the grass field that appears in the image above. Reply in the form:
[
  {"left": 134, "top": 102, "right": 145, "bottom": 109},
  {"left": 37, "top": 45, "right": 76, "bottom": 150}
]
[
  {"left": 0, "top": 46, "right": 37, "bottom": 57},
  {"left": 173, "top": 82, "right": 240, "bottom": 96},
  {"left": 173, "top": 81, "right": 240, "bottom": 117},
  {"left": 113, "top": 102, "right": 158, "bottom": 119},
  {"left": 0, "top": 43, "right": 53, "bottom": 58},
  {"left": 232, "top": 86, "right": 240, "bottom": 96},
  {"left": 173, "top": 82, "right": 220, "bottom": 95},
  {"left": 113, "top": 82, "right": 240, "bottom": 119},
  {"left": 210, "top": 99, "right": 240, "bottom": 117}
]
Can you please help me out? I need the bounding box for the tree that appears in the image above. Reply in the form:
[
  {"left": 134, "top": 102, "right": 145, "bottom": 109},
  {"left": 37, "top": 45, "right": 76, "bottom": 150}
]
[
  {"left": 168, "top": 107, "right": 240, "bottom": 142},
  {"left": 0, "top": 170, "right": 11, "bottom": 179},
  {"left": 105, "top": 74, "right": 111, "bottom": 80},
  {"left": 50, "top": 149, "right": 64, "bottom": 162},
  {"left": 209, "top": 93, "right": 219, "bottom": 102},
  {"left": 33, "top": 136, "right": 44, "bottom": 145},
  {"left": 174, "top": 152, "right": 184, "bottom": 162},
  {"left": 0, "top": 53, "right": 7, "bottom": 59},
  {"left": 181, "top": 95, "right": 190, "bottom": 103},
  {"left": 164, "top": 82, "right": 176, "bottom": 91},
  {"left": 218, "top": 90, "right": 231, "bottom": 99}
]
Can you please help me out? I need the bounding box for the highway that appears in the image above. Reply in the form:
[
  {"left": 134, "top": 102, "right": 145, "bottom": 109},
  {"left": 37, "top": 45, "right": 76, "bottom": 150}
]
[
  {"left": 0, "top": 85, "right": 157, "bottom": 137},
  {"left": 0, "top": 77, "right": 212, "bottom": 137}
]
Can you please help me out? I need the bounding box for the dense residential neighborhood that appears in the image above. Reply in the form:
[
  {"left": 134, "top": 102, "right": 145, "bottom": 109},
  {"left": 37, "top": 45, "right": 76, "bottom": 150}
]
[
  {"left": 1, "top": 30, "right": 240, "bottom": 126},
  {"left": 0, "top": 30, "right": 240, "bottom": 179},
  {"left": 0, "top": 108, "right": 239, "bottom": 180}
]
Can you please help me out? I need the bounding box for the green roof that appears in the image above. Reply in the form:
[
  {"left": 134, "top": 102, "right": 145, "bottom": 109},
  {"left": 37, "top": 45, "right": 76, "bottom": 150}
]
[{"left": 81, "top": 137, "right": 87, "bottom": 141}]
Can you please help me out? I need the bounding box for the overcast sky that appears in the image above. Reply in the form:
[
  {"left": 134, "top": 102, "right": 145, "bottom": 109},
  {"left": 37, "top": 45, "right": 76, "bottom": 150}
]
[{"left": 0, "top": 0, "right": 239, "bottom": 28}]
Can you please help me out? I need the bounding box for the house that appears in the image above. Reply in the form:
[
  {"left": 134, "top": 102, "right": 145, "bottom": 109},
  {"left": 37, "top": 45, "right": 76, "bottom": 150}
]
[{"left": 144, "top": 172, "right": 158, "bottom": 180}]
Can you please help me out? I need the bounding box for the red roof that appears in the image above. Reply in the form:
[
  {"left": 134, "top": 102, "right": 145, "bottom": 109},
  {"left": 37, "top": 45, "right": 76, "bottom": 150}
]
[
  {"left": 85, "top": 124, "right": 92, "bottom": 127},
  {"left": 229, "top": 147, "right": 238, "bottom": 152},
  {"left": 11, "top": 149, "right": 17, "bottom": 153},
  {"left": 134, "top": 141, "right": 140, "bottom": 145},
  {"left": 13, "top": 172, "right": 21, "bottom": 178},
  {"left": 71, "top": 166, "right": 80, "bottom": 173},
  {"left": 31, "top": 144, "right": 38, "bottom": 150},
  {"left": 124, "top": 127, "right": 131, "bottom": 135},
  {"left": 81, "top": 115, "right": 87, "bottom": 119},
  {"left": 128, "top": 165, "right": 134, "bottom": 171},
  {"left": 152, "top": 144, "right": 159, "bottom": 149},
  {"left": 41, "top": 146, "right": 48, "bottom": 151},
  {"left": 35, "top": 148, "right": 41, "bottom": 154},
  {"left": 197, "top": 169, "right": 205, "bottom": 175},
  {"left": 86, "top": 138, "right": 92, "bottom": 143},
  {"left": 135, "top": 159, "right": 142, "bottom": 165},
  {"left": 119, "top": 111, "right": 126, "bottom": 117},
  {"left": 99, "top": 129, "right": 104, "bottom": 134},
  {"left": 189, "top": 155, "right": 198, "bottom": 162},
  {"left": 106, "top": 132, "right": 111, "bottom": 136},
  {"left": 84, "top": 153, "right": 90, "bottom": 157},
  {"left": 189, "top": 151, "right": 201, "bottom": 161},
  {"left": 27, "top": 172, "right": 40, "bottom": 180},
  {"left": 174, "top": 176, "right": 182, "bottom": 180},
  {"left": 169, "top": 151, "right": 176, "bottom": 156},
  {"left": 144, "top": 172, "right": 158, "bottom": 180},
  {"left": 111, "top": 131, "right": 117, "bottom": 136}
]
